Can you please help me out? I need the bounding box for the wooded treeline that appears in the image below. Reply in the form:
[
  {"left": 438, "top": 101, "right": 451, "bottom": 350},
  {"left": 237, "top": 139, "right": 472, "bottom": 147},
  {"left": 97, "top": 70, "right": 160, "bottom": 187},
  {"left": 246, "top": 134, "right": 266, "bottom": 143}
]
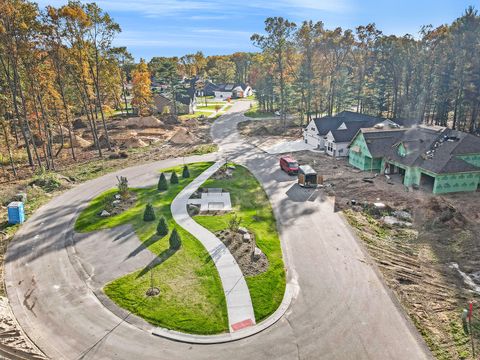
[
  {"left": 250, "top": 8, "right": 480, "bottom": 133},
  {"left": 0, "top": 0, "right": 134, "bottom": 176}
]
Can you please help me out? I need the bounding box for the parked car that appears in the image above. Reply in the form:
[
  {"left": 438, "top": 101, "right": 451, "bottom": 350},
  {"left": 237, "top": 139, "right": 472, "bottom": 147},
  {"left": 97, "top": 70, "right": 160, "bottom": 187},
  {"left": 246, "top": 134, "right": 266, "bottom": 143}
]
[{"left": 279, "top": 156, "right": 299, "bottom": 175}]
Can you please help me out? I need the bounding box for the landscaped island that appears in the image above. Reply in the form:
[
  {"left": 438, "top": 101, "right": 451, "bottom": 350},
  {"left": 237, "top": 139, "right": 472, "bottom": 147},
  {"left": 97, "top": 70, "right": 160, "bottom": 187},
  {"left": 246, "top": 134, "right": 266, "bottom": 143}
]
[
  {"left": 194, "top": 164, "right": 286, "bottom": 322},
  {"left": 74, "top": 161, "right": 285, "bottom": 334}
]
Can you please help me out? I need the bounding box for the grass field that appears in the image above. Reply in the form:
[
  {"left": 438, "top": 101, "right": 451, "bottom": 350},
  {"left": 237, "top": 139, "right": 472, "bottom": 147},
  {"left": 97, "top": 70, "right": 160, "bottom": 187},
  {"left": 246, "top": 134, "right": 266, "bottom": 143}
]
[
  {"left": 194, "top": 165, "right": 286, "bottom": 322},
  {"left": 75, "top": 162, "right": 229, "bottom": 334},
  {"left": 244, "top": 103, "right": 276, "bottom": 118}
]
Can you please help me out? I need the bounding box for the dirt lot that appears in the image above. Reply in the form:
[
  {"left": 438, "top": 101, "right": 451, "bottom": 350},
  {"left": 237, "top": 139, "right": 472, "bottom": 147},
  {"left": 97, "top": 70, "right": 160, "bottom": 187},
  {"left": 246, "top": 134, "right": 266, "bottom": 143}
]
[
  {"left": 290, "top": 150, "right": 480, "bottom": 360},
  {"left": 237, "top": 117, "right": 303, "bottom": 138},
  {"left": 238, "top": 115, "right": 480, "bottom": 359}
]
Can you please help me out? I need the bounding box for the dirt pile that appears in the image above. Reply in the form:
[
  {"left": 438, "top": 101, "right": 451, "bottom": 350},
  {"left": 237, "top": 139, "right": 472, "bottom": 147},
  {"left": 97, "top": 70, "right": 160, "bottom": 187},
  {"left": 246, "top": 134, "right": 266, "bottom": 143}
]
[
  {"left": 169, "top": 127, "right": 199, "bottom": 145},
  {"left": 125, "top": 116, "right": 164, "bottom": 128},
  {"left": 119, "top": 137, "right": 148, "bottom": 149}
]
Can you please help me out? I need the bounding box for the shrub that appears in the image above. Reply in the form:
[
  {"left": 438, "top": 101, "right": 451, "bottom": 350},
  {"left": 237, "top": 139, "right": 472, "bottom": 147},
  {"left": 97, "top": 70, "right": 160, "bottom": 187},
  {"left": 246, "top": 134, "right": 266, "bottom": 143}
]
[
  {"left": 158, "top": 173, "right": 168, "bottom": 191},
  {"left": 228, "top": 212, "right": 242, "bottom": 232},
  {"left": 30, "top": 168, "right": 62, "bottom": 192},
  {"left": 116, "top": 176, "right": 129, "bottom": 198},
  {"left": 170, "top": 171, "right": 179, "bottom": 184},
  {"left": 169, "top": 228, "right": 181, "bottom": 250},
  {"left": 102, "top": 195, "right": 115, "bottom": 213},
  {"left": 157, "top": 216, "right": 169, "bottom": 236},
  {"left": 143, "top": 203, "right": 156, "bottom": 221},
  {"left": 182, "top": 165, "right": 190, "bottom": 178}
]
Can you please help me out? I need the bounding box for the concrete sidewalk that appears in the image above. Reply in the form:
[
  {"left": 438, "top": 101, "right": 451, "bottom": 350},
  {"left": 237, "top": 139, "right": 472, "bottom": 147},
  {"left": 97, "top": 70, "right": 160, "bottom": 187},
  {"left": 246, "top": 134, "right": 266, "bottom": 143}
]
[{"left": 170, "top": 160, "right": 256, "bottom": 332}]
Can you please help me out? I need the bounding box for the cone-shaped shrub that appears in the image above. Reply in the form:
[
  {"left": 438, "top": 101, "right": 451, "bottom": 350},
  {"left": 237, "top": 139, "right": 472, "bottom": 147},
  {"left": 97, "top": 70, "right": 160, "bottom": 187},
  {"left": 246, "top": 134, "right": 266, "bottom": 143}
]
[
  {"left": 156, "top": 216, "right": 169, "bottom": 236},
  {"left": 182, "top": 165, "right": 190, "bottom": 179},
  {"left": 143, "top": 203, "right": 156, "bottom": 222},
  {"left": 158, "top": 173, "right": 168, "bottom": 191},
  {"left": 170, "top": 171, "right": 179, "bottom": 184},
  {"left": 169, "top": 228, "right": 181, "bottom": 250}
]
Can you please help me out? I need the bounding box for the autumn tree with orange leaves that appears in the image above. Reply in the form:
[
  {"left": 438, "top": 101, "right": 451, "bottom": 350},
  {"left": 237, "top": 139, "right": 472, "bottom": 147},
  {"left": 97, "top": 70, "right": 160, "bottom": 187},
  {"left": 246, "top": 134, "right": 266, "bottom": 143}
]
[{"left": 131, "top": 59, "right": 153, "bottom": 116}]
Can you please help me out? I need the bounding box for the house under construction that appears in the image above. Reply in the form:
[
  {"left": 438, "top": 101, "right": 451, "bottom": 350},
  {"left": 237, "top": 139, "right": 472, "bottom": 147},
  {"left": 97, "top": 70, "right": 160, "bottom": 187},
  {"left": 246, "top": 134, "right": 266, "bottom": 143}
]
[{"left": 348, "top": 126, "right": 480, "bottom": 194}]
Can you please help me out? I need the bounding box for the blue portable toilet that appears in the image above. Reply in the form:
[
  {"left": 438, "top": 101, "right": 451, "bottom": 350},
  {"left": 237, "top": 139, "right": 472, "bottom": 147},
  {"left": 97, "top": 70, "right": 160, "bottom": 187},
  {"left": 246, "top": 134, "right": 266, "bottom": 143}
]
[{"left": 7, "top": 202, "right": 25, "bottom": 224}]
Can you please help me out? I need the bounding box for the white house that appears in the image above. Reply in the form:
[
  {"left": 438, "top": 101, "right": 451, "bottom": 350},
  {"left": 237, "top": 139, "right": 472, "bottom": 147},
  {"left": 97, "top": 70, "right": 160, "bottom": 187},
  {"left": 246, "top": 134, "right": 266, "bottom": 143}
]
[
  {"left": 213, "top": 83, "right": 252, "bottom": 99},
  {"left": 304, "top": 111, "right": 401, "bottom": 157}
]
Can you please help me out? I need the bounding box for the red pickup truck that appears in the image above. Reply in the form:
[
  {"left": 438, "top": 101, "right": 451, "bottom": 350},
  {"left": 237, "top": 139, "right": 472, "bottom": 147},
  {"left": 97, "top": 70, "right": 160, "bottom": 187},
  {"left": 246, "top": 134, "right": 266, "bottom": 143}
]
[{"left": 279, "top": 156, "right": 299, "bottom": 175}]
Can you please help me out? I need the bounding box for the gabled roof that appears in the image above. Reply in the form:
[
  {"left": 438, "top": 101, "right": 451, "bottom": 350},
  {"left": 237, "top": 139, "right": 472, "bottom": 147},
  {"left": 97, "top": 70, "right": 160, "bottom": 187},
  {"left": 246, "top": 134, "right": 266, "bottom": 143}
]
[
  {"left": 360, "top": 128, "right": 407, "bottom": 158},
  {"left": 312, "top": 116, "right": 344, "bottom": 136},
  {"left": 329, "top": 119, "right": 399, "bottom": 143},
  {"left": 386, "top": 126, "right": 442, "bottom": 167},
  {"left": 215, "top": 83, "right": 248, "bottom": 92},
  {"left": 355, "top": 126, "right": 480, "bottom": 174},
  {"left": 419, "top": 129, "right": 480, "bottom": 174},
  {"left": 312, "top": 111, "right": 400, "bottom": 138}
]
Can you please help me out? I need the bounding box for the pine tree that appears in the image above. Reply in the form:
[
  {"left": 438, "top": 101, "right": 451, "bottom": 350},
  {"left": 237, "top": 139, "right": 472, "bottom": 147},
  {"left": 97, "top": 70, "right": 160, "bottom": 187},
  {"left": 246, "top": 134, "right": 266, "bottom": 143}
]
[
  {"left": 157, "top": 216, "right": 169, "bottom": 236},
  {"left": 182, "top": 165, "right": 190, "bottom": 178},
  {"left": 143, "top": 203, "right": 156, "bottom": 221},
  {"left": 169, "top": 228, "right": 181, "bottom": 250},
  {"left": 158, "top": 173, "right": 168, "bottom": 191},
  {"left": 170, "top": 171, "right": 179, "bottom": 184}
]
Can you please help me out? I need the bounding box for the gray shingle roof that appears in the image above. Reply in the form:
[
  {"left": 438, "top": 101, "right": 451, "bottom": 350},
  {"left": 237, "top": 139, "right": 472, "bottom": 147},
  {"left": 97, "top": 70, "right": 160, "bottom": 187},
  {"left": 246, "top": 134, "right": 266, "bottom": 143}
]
[
  {"left": 362, "top": 129, "right": 406, "bottom": 157},
  {"left": 358, "top": 126, "right": 480, "bottom": 174},
  {"left": 313, "top": 111, "right": 397, "bottom": 138}
]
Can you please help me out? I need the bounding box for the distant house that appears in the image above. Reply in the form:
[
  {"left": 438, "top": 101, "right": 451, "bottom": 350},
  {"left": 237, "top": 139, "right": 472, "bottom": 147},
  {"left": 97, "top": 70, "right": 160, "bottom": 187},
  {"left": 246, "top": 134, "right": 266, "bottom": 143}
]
[
  {"left": 152, "top": 87, "right": 196, "bottom": 115},
  {"left": 213, "top": 83, "right": 253, "bottom": 99},
  {"left": 195, "top": 80, "right": 217, "bottom": 97},
  {"left": 349, "top": 126, "right": 480, "bottom": 194},
  {"left": 303, "top": 111, "right": 400, "bottom": 156}
]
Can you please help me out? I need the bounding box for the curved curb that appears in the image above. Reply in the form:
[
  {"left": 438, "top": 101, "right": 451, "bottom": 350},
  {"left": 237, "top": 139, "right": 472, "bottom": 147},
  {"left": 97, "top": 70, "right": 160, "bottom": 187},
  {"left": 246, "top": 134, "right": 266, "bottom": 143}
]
[
  {"left": 155, "top": 158, "right": 297, "bottom": 344},
  {"left": 152, "top": 282, "right": 296, "bottom": 344}
]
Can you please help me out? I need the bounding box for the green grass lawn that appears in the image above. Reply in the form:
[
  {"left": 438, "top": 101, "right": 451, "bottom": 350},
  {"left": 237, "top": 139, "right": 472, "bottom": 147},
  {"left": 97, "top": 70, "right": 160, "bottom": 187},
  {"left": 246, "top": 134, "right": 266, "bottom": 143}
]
[
  {"left": 196, "top": 104, "right": 223, "bottom": 111},
  {"left": 178, "top": 111, "right": 212, "bottom": 120},
  {"left": 194, "top": 165, "right": 286, "bottom": 322},
  {"left": 75, "top": 162, "right": 229, "bottom": 334},
  {"left": 244, "top": 103, "right": 276, "bottom": 118}
]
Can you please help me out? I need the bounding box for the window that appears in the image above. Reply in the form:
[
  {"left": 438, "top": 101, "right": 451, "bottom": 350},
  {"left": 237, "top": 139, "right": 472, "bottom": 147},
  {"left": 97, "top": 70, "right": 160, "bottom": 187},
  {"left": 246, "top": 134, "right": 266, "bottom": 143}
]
[
  {"left": 311, "top": 127, "right": 315, "bottom": 131},
  {"left": 327, "top": 142, "right": 333, "bottom": 152}
]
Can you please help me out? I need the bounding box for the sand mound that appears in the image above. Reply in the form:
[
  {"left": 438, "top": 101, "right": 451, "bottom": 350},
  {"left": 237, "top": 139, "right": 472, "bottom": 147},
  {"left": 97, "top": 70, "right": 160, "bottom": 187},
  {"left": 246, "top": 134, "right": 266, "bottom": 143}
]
[
  {"left": 125, "top": 116, "right": 164, "bottom": 128},
  {"left": 120, "top": 137, "right": 148, "bottom": 149},
  {"left": 169, "top": 128, "right": 198, "bottom": 145},
  {"left": 73, "top": 135, "right": 91, "bottom": 148}
]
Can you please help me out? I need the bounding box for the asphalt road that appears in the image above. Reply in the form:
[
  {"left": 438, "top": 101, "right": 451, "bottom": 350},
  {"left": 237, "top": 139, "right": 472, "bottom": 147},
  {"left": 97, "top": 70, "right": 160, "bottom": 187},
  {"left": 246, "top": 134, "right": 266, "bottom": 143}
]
[{"left": 5, "top": 102, "right": 432, "bottom": 360}]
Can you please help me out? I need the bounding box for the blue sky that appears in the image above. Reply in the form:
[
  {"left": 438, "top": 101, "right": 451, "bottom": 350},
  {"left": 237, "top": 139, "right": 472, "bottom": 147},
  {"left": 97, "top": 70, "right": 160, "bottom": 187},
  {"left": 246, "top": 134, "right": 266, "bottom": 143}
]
[{"left": 37, "top": 0, "right": 477, "bottom": 60}]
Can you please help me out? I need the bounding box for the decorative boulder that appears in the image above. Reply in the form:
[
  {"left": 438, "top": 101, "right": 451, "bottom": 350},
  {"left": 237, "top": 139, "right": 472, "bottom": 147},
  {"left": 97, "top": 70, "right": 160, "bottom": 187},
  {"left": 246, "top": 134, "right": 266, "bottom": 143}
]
[
  {"left": 238, "top": 227, "right": 248, "bottom": 234},
  {"left": 100, "top": 210, "right": 111, "bottom": 217},
  {"left": 243, "top": 233, "right": 251, "bottom": 243},
  {"left": 253, "top": 247, "right": 262, "bottom": 261}
]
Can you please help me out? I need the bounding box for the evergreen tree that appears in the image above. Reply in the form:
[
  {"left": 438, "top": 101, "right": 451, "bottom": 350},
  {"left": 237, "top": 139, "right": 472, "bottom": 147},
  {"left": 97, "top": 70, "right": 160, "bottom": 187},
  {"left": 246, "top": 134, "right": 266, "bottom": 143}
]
[
  {"left": 143, "top": 203, "right": 156, "bottom": 221},
  {"left": 170, "top": 171, "right": 179, "bottom": 184},
  {"left": 182, "top": 165, "right": 190, "bottom": 178},
  {"left": 157, "top": 216, "right": 169, "bottom": 236},
  {"left": 169, "top": 229, "right": 181, "bottom": 250},
  {"left": 158, "top": 173, "right": 168, "bottom": 191}
]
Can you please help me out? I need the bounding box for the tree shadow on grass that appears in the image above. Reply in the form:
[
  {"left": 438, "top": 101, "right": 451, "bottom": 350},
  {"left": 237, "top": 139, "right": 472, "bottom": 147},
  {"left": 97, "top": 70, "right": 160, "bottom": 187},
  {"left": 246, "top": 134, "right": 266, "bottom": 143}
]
[
  {"left": 126, "top": 233, "right": 162, "bottom": 260},
  {"left": 136, "top": 247, "right": 178, "bottom": 278}
]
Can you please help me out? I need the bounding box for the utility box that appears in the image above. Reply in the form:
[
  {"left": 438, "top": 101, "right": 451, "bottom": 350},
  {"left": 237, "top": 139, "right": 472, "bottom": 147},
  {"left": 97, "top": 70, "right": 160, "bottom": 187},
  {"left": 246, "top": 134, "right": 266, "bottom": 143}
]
[{"left": 7, "top": 202, "right": 25, "bottom": 224}]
